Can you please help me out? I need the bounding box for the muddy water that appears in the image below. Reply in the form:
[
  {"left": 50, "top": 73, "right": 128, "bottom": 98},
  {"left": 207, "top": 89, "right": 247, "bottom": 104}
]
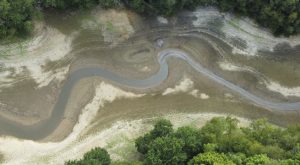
[{"left": 0, "top": 8, "right": 300, "bottom": 140}]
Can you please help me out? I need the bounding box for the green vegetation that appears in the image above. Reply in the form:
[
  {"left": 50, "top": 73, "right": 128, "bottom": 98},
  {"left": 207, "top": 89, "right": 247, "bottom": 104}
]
[
  {"left": 40, "top": 0, "right": 120, "bottom": 9},
  {"left": 66, "top": 147, "right": 111, "bottom": 165},
  {"left": 134, "top": 117, "right": 300, "bottom": 164},
  {"left": 1, "top": 0, "right": 300, "bottom": 39},
  {"left": 126, "top": 0, "right": 300, "bottom": 36},
  {"left": 0, "top": 0, "right": 37, "bottom": 39},
  {"left": 66, "top": 117, "right": 300, "bottom": 164},
  {"left": 40, "top": 0, "right": 99, "bottom": 9},
  {"left": 0, "top": 153, "right": 3, "bottom": 164},
  {"left": 0, "top": 0, "right": 119, "bottom": 39}
]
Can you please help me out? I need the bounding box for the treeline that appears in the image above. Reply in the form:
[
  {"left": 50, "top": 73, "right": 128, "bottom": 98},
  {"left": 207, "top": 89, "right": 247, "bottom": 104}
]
[
  {"left": 66, "top": 117, "right": 300, "bottom": 165},
  {"left": 0, "top": 0, "right": 37, "bottom": 39},
  {"left": 126, "top": 0, "right": 300, "bottom": 36},
  {"left": 65, "top": 147, "right": 111, "bottom": 165},
  {"left": 0, "top": 0, "right": 120, "bottom": 39},
  {"left": 1, "top": 0, "right": 300, "bottom": 39}
]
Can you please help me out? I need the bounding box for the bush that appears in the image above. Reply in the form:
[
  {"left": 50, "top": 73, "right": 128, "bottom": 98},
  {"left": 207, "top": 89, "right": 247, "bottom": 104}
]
[
  {"left": 188, "top": 152, "right": 235, "bottom": 165},
  {"left": 135, "top": 119, "right": 173, "bottom": 154},
  {"left": 99, "top": 0, "right": 121, "bottom": 8},
  {"left": 40, "top": 0, "right": 99, "bottom": 9},
  {"left": 0, "top": 0, "right": 37, "bottom": 39},
  {"left": 135, "top": 117, "right": 300, "bottom": 164},
  {"left": 65, "top": 147, "right": 111, "bottom": 165},
  {"left": 144, "top": 136, "right": 187, "bottom": 165},
  {"left": 65, "top": 117, "right": 300, "bottom": 165},
  {"left": 3, "top": 0, "right": 300, "bottom": 39},
  {"left": 174, "top": 126, "right": 203, "bottom": 159},
  {"left": 244, "top": 154, "right": 271, "bottom": 165}
]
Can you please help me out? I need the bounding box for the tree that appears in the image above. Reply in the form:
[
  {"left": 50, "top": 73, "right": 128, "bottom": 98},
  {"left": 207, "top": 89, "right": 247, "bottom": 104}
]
[
  {"left": 135, "top": 119, "right": 173, "bottom": 154},
  {"left": 83, "top": 147, "right": 111, "bottom": 165},
  {"left": 64, "top": 116, "right": 300, "bottom": 165},
  {"left": 217, "top": 132, "right": 252, "bottom": 154},
  {"left": 244, "top": 154, "right": 271, "bottom": 165},
  {"left": 243, "top": 119, "right": 283, "bottom": 146},
  {"left": 227, "top": 153, "right": 246, "bottom": 165},
  {"left": 149, "top": 0, "right": 177, "bottom": 16},
  {"left": 174, "top": 126, "right": 203, "bottom": 159},
  {"left": 99, "top": 0, "right": 121, "bottom": 8},
  {"left": 129, "top": 0, "right": 146, "bottom": 13},
  {"left": 65, "top": 160, "right": 81, "bottom": 165},
  {"left": 188, "top": 152, "right": 235, "bottom": 165},
  {"left": 150, "top": 119, "right": 174, "bottom": 137},
  {"left": 144, "top": 136, "right": 187, "bottom": 165},
  {"left": 0, "top": 0, "right": 36, "bottom": 39},
  {"left": 41, "top": 0, "right": 100, "bottom": 9},
  {"left": 65, "top": 147, "right": 111, "bottom": 165},
  {"left": 279, "top": 159, "right": 300, "bottom": 165},
  {"left": 135, "top": 133, "right": 153, "bottom": 154},
  {"left": 200, "top": 117, "right": 239, "bottom": 144}
]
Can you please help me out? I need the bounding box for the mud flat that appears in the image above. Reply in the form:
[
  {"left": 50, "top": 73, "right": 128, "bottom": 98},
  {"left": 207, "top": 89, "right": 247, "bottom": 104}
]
[
  {"left": 0, "top": 7, "right": 300, "bottom": 165},
  {"left": 0, "top": 111, "right": 251, "bottom": 165}
]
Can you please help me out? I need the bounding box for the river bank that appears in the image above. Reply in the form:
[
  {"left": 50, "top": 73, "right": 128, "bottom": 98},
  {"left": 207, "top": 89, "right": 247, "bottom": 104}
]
[{"left": 0, "top": 112, "right": 251, "bottom": 165}]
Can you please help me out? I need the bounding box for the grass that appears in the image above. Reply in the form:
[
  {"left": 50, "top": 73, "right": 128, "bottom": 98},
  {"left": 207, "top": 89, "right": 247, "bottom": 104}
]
[
  {"left": 0, "top": 50, "right": 10, "bottom": 59},
  {"left": 227, "top": 17, "right": 263, "bottom": 40},
  {"left": 106, "top": 134, "right": 139, "bottom": 161},
  {"left": 105, "top": 21, "right": 115, "bottom": 32},
  {"left": 18, "top": 42, "right": 25, "bottom": 56},
  {"left": 0, "top": 38, "right": 28, "bottom": 59}
]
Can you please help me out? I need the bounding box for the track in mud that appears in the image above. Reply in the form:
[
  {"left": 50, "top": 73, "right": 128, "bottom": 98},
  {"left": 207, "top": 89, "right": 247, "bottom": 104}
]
[
  {"left": 0, "top": 48, "right": 300, "bottom": 140},
  {"left": 1, "top": 8, "right": 300, "bottom": 141}
]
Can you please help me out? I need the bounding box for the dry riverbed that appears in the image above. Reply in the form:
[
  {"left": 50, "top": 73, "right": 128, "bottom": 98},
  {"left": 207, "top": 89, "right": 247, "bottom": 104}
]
[{"left": 0, "top": 7, "right": 300, "bottom": 165}]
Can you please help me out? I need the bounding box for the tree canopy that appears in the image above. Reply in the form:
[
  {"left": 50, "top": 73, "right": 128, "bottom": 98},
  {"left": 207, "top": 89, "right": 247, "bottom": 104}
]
[
  {"left": 65, "top": 117, "right": 300, "bottom": 165},
  {"left": 126, "top": 0, "right": 300, "bottom": 36},
  {"left": 1, "top": 0, "right": 300, "bottom": 39},
  {"left": 66, "top": 147, "right": 111, "bottom": 165},
  {"left": 134, "top": 117, "right": 300, "bottom": 165},
  {"left": 0, "top": 0, "right": 37, "bottom": 39}
]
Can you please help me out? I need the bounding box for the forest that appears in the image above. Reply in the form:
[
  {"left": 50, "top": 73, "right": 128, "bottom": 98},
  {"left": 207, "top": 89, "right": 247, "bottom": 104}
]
[
  {"left": 66, "top": 117, "right": 300, "bottom": 165},
  {"left": 1, "top": 0, "right": 300, "bottom": 39}
]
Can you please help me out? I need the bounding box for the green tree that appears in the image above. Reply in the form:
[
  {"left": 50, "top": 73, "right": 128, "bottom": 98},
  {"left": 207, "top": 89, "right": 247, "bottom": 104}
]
[
  {"left": 65, "top": 147, "right": 111, "bottom": 165},
  {"left": 83, "top": 147, "right": 111, "bottom": 165},
  {"left": 99, "top": 0, "right": 120, "bottom": 8},
  {"left": 279, "top": 159, "right": 300, "bottom": 165},
  {"left": 227, "top": 153, "right": 246, "bottom": 165},
  {"left": 41, "top": 0, "right": 99, "bottom": 9},
  {"left": 188, "top": 152, "right": 235, "bottom": 165},
  {"left": 200, "top": 117, "right": 239, "bottom": 144},
  {"left": 174, "top": 126, "right": 203, "bottom": 159},
  {"left": 144, "top": 136, "right": 187, "bottom": 165},
  {"left": 129, "top": 0, "right": 146, "bottom": 13},
  {"left": 135, "top": 119, "right": 173, "bottom": 154},
  {"left": 135, "top": 133, "right": 153, "bottom": 154},
  {"left": 150, "top": 0, "right": 177, "bottom": 16},
  {"left": 245, "top": 154, "right": 271, "bottom": 165},
  {"left": 0, "top": 0, "right": 36, "bottom": 38},
  {"left": 243, "top": 119, "right": 283, "bottom": 146}
]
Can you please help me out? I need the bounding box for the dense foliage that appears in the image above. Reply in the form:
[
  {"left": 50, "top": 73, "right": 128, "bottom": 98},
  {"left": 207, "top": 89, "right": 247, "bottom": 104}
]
[
  {"left": 66, "top": 117, "right": 300, "bottom": 165},
  {"left": 0, "top": 0, "right": 37, "bottom": 38},
  {"left": 0, "top": 0, "right": 120, "bottom": 39},
  {"left": 126, "top": 0, "right": 300, "bottom": 36},
  {"left": 66, "top": 147, "right": 111, "bottom": 165},
  {"left": 40, "top": 0, "right": 99, "bottom": 9},
  {"left": 135, "top": 117, "right": 300, "bottom": 165},
  {"left": 1, "top": 0, "right": 300, "bottom": 39}
]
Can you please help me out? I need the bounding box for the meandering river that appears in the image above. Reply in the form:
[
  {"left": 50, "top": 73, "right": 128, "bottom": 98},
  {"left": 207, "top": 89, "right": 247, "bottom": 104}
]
[{"left": 0, "top": 48, "right": 299, "bottom": 140}]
